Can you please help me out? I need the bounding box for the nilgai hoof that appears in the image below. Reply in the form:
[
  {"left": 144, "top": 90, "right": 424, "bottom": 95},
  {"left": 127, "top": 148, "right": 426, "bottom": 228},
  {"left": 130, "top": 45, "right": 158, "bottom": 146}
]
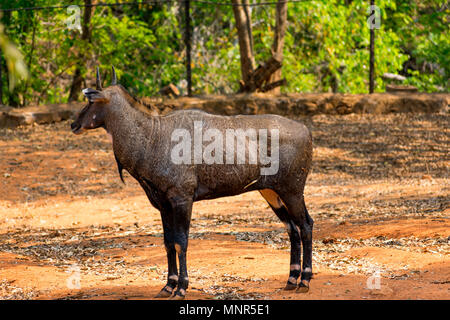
[
  {"left": 297, "top": 282, "right": 310, "bottom": 293},
  {"left": 154, "top": 288, "right": 172, "bottom": 298},
  {"left": 169, "top": 293, "right": 185, "bottom": 300},
  {"left": 284, "top": 282, "right": 297, "bottom": 291}
]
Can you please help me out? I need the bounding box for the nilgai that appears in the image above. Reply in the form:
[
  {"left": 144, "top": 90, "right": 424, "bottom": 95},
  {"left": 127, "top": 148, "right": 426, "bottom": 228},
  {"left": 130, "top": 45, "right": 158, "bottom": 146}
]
[{"left": 71, "top": 67, "right": 313, "bottom": 299}]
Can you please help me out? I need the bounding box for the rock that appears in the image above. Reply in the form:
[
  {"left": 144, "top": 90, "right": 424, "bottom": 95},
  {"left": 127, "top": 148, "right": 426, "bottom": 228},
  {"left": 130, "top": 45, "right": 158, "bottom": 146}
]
[
  {"left": 322, "top": 102, "right": 334, "bottom": 113},
  {"left": 160, "top": 83, "right": 180, "bottom": 97},
  {"left": 386, "top": 84, "right": 418, "bottom": 92},
  {"left": 305, "top": 102, "right": 317, "bottom": 113},
  {"left": 382, "top": 73, "right": 406, "bottom": 82}
]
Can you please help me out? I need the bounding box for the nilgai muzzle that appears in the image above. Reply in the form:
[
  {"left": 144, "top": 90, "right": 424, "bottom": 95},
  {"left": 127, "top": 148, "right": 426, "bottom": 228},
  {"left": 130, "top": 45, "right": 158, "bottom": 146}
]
[{"left": 71, "top": 67, "right": 314, "bottom": 299}]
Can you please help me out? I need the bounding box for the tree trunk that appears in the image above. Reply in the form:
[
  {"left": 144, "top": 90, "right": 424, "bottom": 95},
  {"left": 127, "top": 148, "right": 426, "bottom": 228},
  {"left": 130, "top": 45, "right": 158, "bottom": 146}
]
[
  {"left": 68, "top": 0, "right": 93, "bottom": 102},
  {"left": 23, "top": 19, "right": 37, "bottom": 106},
  {"left": 232, "top": 0, "right": 288, "bottom": 93},
  {"left": 0, "top": 51, "right": 3, "bottom": 105},
  {"left": 268, "top": 0, "right": 288, "bottom": 94},
  {"left": 231, "top": 0, "right": 255, "bottom": 85}
]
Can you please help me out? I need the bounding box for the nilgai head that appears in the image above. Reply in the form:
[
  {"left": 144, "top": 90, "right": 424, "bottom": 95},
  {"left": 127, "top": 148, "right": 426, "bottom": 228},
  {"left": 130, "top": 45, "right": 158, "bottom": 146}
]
[{"left": 71, "top": 66, "right": 119, "bottom": 134}]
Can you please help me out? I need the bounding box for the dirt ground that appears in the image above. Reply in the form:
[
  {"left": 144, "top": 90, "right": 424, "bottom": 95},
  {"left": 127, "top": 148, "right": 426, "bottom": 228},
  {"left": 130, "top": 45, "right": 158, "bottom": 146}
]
[{"left": 0, "top": 112, "right": 448, "bottom": 300}]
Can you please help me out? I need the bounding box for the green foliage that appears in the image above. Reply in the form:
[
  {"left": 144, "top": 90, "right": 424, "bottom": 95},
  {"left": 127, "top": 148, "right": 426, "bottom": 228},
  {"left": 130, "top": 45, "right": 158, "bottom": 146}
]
[
  {"left": 382, "top": 0, "right": 449, "bottom": 92},
  {"left": 0, "top": 23, "right": 28, "bottom": 90},
  {"left": 283, "top": 0, "right": 409, "bottom": 93},
  {"left": 0, "top": 0, "right": 448, "bottom": 106}
]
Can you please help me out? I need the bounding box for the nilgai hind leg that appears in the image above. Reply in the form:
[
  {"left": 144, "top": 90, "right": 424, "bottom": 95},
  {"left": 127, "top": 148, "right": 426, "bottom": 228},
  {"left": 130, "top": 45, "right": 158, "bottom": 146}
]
[{"left": 259, "top": 189, "right": 313, "bottom": 292}]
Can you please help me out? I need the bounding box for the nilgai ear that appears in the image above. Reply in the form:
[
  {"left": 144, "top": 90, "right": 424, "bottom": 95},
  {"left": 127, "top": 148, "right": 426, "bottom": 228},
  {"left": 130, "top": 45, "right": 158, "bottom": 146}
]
[{"left": 82, "top": 88, "right": 107, "bottom": 103}]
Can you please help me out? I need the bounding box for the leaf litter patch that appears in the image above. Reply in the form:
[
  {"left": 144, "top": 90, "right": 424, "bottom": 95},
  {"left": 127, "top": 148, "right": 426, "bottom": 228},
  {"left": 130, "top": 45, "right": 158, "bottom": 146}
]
[{"left": 0, "top": 113, "right": 448, "bottom": 299}]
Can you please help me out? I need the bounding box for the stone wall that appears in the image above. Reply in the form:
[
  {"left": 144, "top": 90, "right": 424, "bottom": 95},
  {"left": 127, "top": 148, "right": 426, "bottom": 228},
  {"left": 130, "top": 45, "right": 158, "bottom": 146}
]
[
  {"left": 147, "top": 92, "right": 449, "bottom": 116},
  {"left": 0, "top": 93, "right": 448, "bottom": 128},
  {"left": 0, "top": 103, "right": 83, "bottom": 128}
]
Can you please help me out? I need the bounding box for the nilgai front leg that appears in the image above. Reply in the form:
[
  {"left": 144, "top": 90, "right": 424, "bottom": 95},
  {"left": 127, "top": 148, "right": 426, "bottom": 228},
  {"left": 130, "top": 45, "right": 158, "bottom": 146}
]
[
  {"left": 168, "top": 193, "right": 193, "bottom": 300},
  {"left": 155, "top": 204, "right": 179, "bottom": 298}
]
